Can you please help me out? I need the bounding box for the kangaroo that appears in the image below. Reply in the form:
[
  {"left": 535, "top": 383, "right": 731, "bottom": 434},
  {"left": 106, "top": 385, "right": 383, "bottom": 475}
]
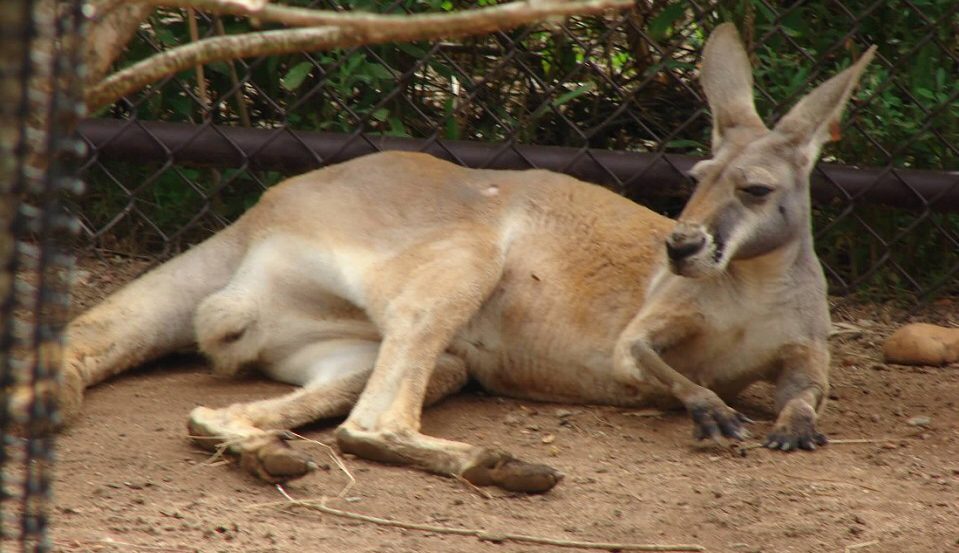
[{"left": 58, "top": 25, "right": 875, "bottom": 492}]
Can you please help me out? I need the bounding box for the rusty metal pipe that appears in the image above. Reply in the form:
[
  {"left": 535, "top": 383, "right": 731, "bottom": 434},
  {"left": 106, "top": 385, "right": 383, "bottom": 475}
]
[{"left": 77, "top": 119, "right": 959, "bottom": 212}]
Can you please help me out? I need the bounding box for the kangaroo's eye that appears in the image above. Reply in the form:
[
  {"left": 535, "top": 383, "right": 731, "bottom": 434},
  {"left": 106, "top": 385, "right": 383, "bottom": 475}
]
[{"left": 740, "top": 185, "right": 774, "bottom": 198}]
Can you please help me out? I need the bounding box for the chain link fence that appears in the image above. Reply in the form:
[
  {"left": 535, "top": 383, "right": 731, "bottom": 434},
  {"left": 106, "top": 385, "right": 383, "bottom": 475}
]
[
  {"left": 2, "top": 1, "right": 85, "bottom": 551},
  {"left": 75, "top": 0, "right": 958, "bottom": 301}
]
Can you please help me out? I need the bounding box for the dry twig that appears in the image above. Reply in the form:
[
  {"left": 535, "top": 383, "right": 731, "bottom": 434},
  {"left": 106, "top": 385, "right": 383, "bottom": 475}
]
[
  {"left": 780, "top": 472, "right": 883, "bottom": 493},
  {"left": 257, "top": 485, "right": 705, "bottom": 552},
  {"left": 454, "top": 473, "right": 494, "bottom": 499},
  {"left": 844, "top": 540, "right": 879, "bottom": 553},
  {"left": 286, "top": 430, "right": 355, "bottom": 498}
]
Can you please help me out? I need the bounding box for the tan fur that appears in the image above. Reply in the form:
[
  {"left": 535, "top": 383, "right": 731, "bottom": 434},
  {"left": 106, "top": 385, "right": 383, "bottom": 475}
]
[
  {"left": 59, "top": 25, "right": 876, "bottom": 492},
  {"left": 883, "top": 323, "right": 959, "bottom": 366}
]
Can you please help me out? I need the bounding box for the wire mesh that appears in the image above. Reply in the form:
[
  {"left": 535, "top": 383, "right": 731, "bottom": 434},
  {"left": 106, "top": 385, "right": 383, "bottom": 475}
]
[
  {"left": 75, "top": 0, "right": 959, "bottom": 301},
  {"left": 1, "top": 0, "right": 85, "bottom": 551}
]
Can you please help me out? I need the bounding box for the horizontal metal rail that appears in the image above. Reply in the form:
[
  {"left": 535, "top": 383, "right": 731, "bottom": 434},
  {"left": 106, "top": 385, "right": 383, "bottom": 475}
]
[{"left": 77, "top": 118, "right": 959, "bottom": 212}]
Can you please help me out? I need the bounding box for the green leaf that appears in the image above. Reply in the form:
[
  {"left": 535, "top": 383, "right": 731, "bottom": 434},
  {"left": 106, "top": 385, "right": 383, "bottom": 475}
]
[
  {"left": 154, "top": 27, "right": 179, "bottom": 47},
  {"left": 443, "top": 97, "right": 460, "bottom": 140},
  {"left": 167, "top": 95, "right": 193, "bottom": 119},
  {"left": 427, "top": 60, "right": 455, "bottom": 79},
  {"left": 364, "top": 63, "right": 393, "bottom": 80},
  {"left": 387, "top": 116, "right": 409, "bottom": 137},
  {"left": 665, "top": 139, "right": 705, "bottom": 151},
  {"left": 551, "top": 82, "right": 595, "bottom": 107},
  {"left": 207, "top": 62, "right": 232, "bottom": 77},
  {"left": 648, "top": 4, "right": 685, "bottom": 41},
  {"left": 281, "top": 61, "right": 313, "bottom": 91},
  {"left": 397, "top": 43, "right": 427, "bottom": 58}
]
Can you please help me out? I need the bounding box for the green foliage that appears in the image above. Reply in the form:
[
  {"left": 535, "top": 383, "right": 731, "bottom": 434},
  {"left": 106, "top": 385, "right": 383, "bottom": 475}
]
[{"left": 80, "top": 0, "right": 958, "bottom": 298}]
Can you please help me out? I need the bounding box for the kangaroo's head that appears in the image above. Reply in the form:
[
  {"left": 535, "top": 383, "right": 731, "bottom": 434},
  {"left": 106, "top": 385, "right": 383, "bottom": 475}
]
[{"left": 666, "top": 23, "right": 875, "bottom": 279}]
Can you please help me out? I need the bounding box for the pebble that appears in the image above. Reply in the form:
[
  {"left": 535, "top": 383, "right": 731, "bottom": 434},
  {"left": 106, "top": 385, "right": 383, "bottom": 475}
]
[
  {"left": 907, "top": 416, "right": 931, "bottom": 427},
  {"left": 160, "top": 508, "right": 184, "bottom": 519},
  {"left": 541, "top": 433, "right": 555, "bottom": 444}
]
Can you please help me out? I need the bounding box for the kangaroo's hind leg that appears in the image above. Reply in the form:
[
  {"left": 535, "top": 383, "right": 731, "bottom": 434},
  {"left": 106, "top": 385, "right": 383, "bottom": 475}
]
[
  {"left": 336, "top": 232, "right": 564, "bottom": 493},
  {"left": 188, "top": 340, "right": 468, "bottom": 482}
]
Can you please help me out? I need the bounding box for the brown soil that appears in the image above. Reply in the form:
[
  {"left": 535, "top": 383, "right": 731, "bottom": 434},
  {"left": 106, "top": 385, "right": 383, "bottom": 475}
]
[{"left": 52, "top": 255, "right": 959, "bottom": 553}]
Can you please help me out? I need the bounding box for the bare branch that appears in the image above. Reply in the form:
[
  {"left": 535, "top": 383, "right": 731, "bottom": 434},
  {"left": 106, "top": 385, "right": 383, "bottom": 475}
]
[
  {"left": 86, "top": 0, "right": 631, "bottom": 110},
  {"left": 85, "top": 1, "right": 154, "bottom": 85},
  {"left": 148, "top": 0, "right": 631, "bottom": 29}
]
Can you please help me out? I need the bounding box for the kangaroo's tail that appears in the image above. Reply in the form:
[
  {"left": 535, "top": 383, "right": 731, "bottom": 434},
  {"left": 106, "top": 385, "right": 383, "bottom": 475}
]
[{"left": 60, "top": 220, "right": 249, "bottom": 420}]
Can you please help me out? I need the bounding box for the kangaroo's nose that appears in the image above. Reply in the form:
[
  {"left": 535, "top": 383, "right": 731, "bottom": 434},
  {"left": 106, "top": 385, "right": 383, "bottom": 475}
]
[{"left": 666, "top": 225, "right": 706, "bottom": 261}]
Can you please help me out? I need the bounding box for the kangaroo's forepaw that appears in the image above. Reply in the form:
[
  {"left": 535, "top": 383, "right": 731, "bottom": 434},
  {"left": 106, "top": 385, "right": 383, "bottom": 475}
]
[
  {"left": 764, "top": 399, "right": 827, "bottom": 451},
  {"left": 687, "top": 390, "right": 752, "bottom": 442},
  {"left": 461, "top": 450, "right": 563, "bottom": 493}
]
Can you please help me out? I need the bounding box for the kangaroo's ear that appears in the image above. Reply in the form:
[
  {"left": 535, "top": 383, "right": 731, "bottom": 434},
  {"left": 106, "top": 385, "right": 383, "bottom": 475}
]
[
  {"left": 773, "top": 46, "right": 877, "bottom": 156},
  {"left": 700, "top": 23, "right": 766, "bottom": 153}
]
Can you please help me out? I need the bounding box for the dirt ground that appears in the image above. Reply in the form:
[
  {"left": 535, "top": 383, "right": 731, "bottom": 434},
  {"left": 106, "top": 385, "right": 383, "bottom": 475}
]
[{"left": 50, "top": 255, "right": 959, "bottom": 553}]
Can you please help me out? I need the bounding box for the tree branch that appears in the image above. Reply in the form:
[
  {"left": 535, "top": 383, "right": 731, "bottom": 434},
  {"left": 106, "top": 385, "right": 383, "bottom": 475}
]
[
  {"left": 86, "top": 0, "right": 632, "bottom": 110},
  {"left": 147, "top": 0, "right": 631, "bottom": 30},
  {"left": 85, "top": 1, "right": 154, "bottom": 85}
]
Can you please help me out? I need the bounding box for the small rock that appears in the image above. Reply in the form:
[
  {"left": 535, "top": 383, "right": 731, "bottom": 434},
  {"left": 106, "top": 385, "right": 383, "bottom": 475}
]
[
  {"left": 907, "top": 416, "right": 931, "bottom": 427},
  {"left": 869, "top": 414, "right": 881, "bottom": 423},
  {"left": 73, "top": 270, "right": 91, "bottom": 284},
  {"left": 526, "top": 423, "right": 540, "bottom": 431},
  {"left": 555, "top": 409, "right": 573, "bottom": 418},
  {"left": 541, "top": 434, "right": 555, "bottom": 444}
]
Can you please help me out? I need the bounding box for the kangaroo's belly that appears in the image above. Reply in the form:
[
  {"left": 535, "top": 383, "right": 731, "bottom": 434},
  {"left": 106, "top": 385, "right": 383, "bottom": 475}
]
[{"left": 450, "top": 264, "right": 667, "bottom": 407}]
